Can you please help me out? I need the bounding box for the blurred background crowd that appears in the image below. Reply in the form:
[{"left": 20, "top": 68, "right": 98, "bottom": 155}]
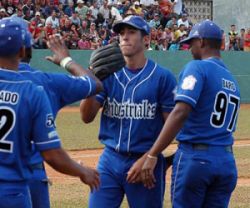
[{"left": 0, "top": 0, "right": 250, "bottom": 51}]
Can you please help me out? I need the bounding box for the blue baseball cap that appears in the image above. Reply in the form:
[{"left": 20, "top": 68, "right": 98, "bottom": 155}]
[
  {"left": 11, "top": 16, "right": 33, "bottom": 48},
  {"left": 180, "top": 20, "right": 222, "bottom": 44},
  {"left": 0, "top": 18, "right": 24, "bottom": 56},
  {"left": 113, "top": 15, "right": 150, "bottom": 35}
]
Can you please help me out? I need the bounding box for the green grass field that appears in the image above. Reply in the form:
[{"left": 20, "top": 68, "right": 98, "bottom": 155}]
[{"left": 50, "top": 106, "right": 250, "bottom": 208}]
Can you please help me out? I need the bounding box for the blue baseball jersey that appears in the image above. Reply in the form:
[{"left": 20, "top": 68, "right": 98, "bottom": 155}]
[
  {"left": 19, "top": 62, "right": 97, "bottom": 165},
  {"left": 175, "top": 57, "right": 240, "bottom": 145},
  {"left": 96, "top": 59, "right": 177, "bottom": 153},
  {"left": 0, "top": 68, "right": 61, "bottom": 182}
]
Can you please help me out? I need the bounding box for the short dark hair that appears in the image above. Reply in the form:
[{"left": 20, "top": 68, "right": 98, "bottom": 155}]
[{"left": 203, "top": 38, "right": 222, "bottom": 50}]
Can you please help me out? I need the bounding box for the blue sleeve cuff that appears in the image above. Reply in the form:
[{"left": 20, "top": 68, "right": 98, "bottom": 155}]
[
  {"left": 175, "top": 94, "right": 197, "bottom": 108},
  {"left": 84, "top": 76, "right": 97, "bottom": 97}
]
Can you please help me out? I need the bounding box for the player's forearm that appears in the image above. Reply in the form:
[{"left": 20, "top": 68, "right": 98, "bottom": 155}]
[
  {"left": 41, "top": 148, "right": 86, "bottom": 177},
  {"left": 80, "top": 98, "right": 101, "bottom": 123},
  {"left": 66, "top": 62, "right": 103, "bottom": 93},
  {"left": 148, "top": 103, "right": 191, "bottom": 157}
]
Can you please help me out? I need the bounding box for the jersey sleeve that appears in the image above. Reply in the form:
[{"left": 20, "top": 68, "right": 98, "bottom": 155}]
[
  {"left": 175, "top": 61, "right": 204, "bottom": 108},
  {"left": 159, "top": 69, "right": 177, "bottom": 112},
  {"left": 31, "top": 86, "right": 61, "bottom": 151},
  {"left": 95, "top": 80, "right": 109, "bottom": 104},
  {"left": 47, "top": 73, "right": 97, "bottom": 107}
]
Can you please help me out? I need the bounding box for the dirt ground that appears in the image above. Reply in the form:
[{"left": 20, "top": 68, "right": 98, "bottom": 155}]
[
  {"left": 48, "top": 105, "right": 250, "bottom": 186},
  {"left": 46, "top": 139, "right": 250, "bottom": 186}
]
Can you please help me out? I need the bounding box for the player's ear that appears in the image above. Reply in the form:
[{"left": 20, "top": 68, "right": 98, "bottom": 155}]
[
  {"left": 200, "top": 38, "right": 205, "bottom": 48},
  {"left": 18, "top": 46, "right": 26, "bottom": 60}
]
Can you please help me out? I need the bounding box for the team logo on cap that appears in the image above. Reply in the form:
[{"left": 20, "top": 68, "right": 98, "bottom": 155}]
[{"left": 181, "top": 75, "right": 197, "bottom": 90}]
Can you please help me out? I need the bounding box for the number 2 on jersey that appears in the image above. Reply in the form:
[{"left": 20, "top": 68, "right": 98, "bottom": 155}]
[
  {"left": 210, "top": 91, "right": 240, "bottom": 132},
  {"left": 0, "top": 107, "right": 15, "bottom": 153}
]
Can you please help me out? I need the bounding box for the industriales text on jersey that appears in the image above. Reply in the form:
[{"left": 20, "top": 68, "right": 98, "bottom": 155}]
[{"left": 103, "top": 98, "right": 157, "bottom": 119}]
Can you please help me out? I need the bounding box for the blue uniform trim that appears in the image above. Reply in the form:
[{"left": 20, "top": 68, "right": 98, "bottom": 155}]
[{"left": 175, "top": 94, "right": 197, "bottom": 107}]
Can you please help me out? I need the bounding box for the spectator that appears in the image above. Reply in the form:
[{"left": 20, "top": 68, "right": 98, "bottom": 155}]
[
  {"left": 75, "top": 0, "right": 89, "bottom": 20},
  {"left": 11, "top": 8, "right": 23, "bottom": 18},
  {"left": 108, "top": 1, "right": 122, "bottom": 25},
  {"left": 44, "top": 2, "right": 59, "bottom": 18},
  {"left": 22, "top": 0, "right": 35, "bottom": 17},
  {"left": 70, "top": 11, "right": 81, "bottom": 26},
  {"left": 177, "top": 13, "right": 189, "bottom": 28},
  {"left": 244, "top": 28, "right": 250, "bottom": 52},
  {"left": 78, "top": 33, "right": 91, "bottom": 49},
  {"left": 61, "top": 18, "right": 72, "bottom": 36},
  {"left": 239, "top": 28, "right": 245, "bottom": 51},
  {"left": 88, "top": 22, "right": 99, "bottom": 41},
  {"left": 78, "top": 19, "right": 88, "bottom": 34},
  {"left": 64, "top": 0, "right": 75, "bottom": 17},
  {"left": 140, "top": 0, "right": 155, "bottom": 7},
  {"left": 31, "top": 11, "right": 45, "bottom": 26},
  {"left": 45, "top": 10, "right": 60, "bottom": 28},
  {"left": 0, "top": 8, "right": 8, "bottom": 18},
  {"left": 132, "top": 1, "right": 143, "bottom": 15},
  {"left": 44, "top": 21, "right": 54, "bottom": 40},
  {"left": 5, "top": 0, "right": 16, "bottom": 16},
  {"left": 32, "top": 23, "right": 46, "bottom": 49},
  {"left": 175, "top": 23, "right": 187, "bottom": 39},
  {"left": 89, "top": 1, "right": 99, "bottom": 19},
  {"left": 148, "top": 12, "right": 161, "bottom": 28},
  {"left": 99, "top": 0, "right": 110, "bottom": 20},
  {"left": 228, "top": 24, "right": 239, "bottom": 51},
  {"left": 166, "top": 16, "right": 177, "bottom": 28},
  {"left": 158, "top": 38, "right": 169, "bottom": 51},
  {"left": 116, "top": 1, "right": 125, "bottom": 17},
  {"left": 221, "top": 29, "right": 226, "bottom": 51},
  {"left": 162, "top": 26, "right": 172, "bottom": 43},
  {"left": 170, "top": 0, "right": 182, "bottom": 18},
  {"left": 23, "top": 8, "right": 33, "bottom": 21}
]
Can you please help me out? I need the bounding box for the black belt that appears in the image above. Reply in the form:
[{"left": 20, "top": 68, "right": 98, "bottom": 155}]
[
  {"left": 30, "top": 163, "right": 44, "bottom": 170},
  {"left": 179, "top": 143, "right": 233, "bottom": 153},
  {"left": 192, "top": 144, "right": 233, "bottom": 153},
  {"left": 108, "top": 147, "right": 144, "bottom": 157}
]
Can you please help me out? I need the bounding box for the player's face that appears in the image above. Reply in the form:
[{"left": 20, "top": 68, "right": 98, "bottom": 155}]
[
  {"left": 119, "top": 26, "right": 145, "bottom": 57},
  {"left": 190, "top": 38, "right": 202, "bottom": 60}
]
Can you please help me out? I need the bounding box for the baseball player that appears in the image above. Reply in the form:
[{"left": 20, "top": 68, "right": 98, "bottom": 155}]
[
  {"left": 14, "top": 17, "right": 102, "bottom": 208},
  {"left": 13, "top": 16, "right": 124, "bottom": 208},
  {"left": 80, "top": 15, "right": 177, "bottom": 208},
  {"left": 141, "top": 20, "right": 240, "bottom": 207},
  {"left": 0, "top": 18, "right": 100, "bottom": 208}
]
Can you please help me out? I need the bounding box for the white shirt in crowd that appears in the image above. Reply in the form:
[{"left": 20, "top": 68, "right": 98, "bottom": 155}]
[
  {"left": 171, "top": 0, "right": 182, "bottom": 15},
  {"left": 140, "top": 0, "right": 155, "bottom": 7}
]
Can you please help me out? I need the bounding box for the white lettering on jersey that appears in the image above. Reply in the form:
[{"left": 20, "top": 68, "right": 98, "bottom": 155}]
[
  {"left": 48, "top": 130, "right": 58, "bottom": 139},
  {"left": 103, "top": 98, "right": 157, "bottom": 119},
  {"left": 181, "top": 75, "right": 197, "bottom": 90},
  {"left": 0, "top": 90, "right": 19, "bottom": 105},
  {"left": 222, "top": 78, "right": 236, "bottom": 92}
]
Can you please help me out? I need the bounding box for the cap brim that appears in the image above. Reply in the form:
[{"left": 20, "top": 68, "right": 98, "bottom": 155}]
[
  {"left": 180, "top": 36, "right": 193, "bottom": 44},
  {"left": 113, "top": 21, "right": 144, "bottom": 34}
]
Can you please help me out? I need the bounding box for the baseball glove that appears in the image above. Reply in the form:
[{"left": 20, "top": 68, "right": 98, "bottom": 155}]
[{"left": 89, "top": 42, "right": 126, "bottom": 80}]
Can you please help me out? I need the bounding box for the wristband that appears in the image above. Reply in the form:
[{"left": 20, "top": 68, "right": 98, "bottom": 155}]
[
  {"left": 147, "top": 154, "right": 158, "bottom": 160},
  {"left": 60, "top": 57, "right": 73, "bottom": 69}
]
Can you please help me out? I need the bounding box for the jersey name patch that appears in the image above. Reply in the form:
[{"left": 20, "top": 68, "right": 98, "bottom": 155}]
[
  {"left": 181, "top": 75, "right": 197, "bottom": 90},
  {"left": 222, "top": 78, "right": 236, "bottom": 92},
  {"left": 0, "top": 90, "right": 19, "bottom": 105},
  {"left": 103, "top": 98, "right": 157, "bottom": 119}
]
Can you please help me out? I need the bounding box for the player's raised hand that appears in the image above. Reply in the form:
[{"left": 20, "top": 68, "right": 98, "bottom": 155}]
[
  {"left": 79, "top": 165, "right": 100, "bottom": 192},
  {"left": 46, "top": 34, "right": 70, "bottom": 66},
  {"left": 140, "top": 155, "right": 157, "bottom": 189}
]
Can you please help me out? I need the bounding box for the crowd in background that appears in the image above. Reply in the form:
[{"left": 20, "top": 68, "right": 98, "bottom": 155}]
[{"left": 0, "top": 0, "right": 250, "bottom": 51}]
